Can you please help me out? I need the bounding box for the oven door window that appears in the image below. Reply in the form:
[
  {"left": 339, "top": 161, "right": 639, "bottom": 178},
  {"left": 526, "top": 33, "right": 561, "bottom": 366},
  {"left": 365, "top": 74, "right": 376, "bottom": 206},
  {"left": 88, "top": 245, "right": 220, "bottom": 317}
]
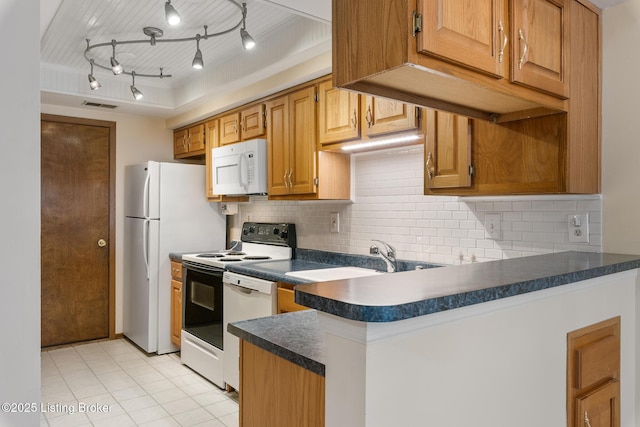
[{"left": 183, "top": 267, "right": 223, "bottom": 350}]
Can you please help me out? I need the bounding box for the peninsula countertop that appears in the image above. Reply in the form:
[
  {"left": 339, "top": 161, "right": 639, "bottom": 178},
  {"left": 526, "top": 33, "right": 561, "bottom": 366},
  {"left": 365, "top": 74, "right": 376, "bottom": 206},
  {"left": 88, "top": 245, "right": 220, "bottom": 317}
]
[{"left": 294, "top": 251, "right": 640, "bottom": 322}]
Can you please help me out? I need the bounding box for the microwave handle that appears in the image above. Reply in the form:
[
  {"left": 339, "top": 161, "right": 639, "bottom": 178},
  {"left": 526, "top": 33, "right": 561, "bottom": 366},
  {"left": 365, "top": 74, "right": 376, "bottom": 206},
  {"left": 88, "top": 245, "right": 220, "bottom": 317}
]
[{"left": 238, "top": 152, "right": 247, "bottom": 190}]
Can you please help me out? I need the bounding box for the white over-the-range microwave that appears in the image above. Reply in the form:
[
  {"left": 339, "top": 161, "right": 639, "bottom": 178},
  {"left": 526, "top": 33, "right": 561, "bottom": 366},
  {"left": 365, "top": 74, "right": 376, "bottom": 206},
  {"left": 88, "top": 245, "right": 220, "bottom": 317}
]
[{"left": 211, "top": 138, "right": 268, "bottom": 196}]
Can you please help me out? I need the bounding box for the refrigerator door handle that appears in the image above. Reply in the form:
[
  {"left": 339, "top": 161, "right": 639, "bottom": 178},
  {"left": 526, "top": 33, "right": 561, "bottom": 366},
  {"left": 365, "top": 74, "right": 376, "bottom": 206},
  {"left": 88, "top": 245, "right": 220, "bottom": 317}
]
[
  {"left": 143, "top": 219, "right": 150, "bottom": 280},
  {"left": 143, "top": 170, "right": 151, "bottom": 219}
]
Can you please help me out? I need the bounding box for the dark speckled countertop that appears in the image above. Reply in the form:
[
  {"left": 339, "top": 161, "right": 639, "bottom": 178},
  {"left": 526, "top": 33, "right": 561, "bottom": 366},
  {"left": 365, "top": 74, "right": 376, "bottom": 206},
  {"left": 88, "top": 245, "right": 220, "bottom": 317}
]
[
  {"left": 227, "top": 310, "right": 324, "bottom": 376},
  {"left": 295, "top": 251, "right": 640, "bottom": 322}
]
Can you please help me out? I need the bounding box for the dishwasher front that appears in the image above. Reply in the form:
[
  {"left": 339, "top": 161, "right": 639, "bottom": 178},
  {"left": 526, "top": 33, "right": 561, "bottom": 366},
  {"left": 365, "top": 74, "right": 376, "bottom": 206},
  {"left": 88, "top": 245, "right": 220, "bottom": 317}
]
[{"left": 222, "top": 271, "right": 277, "bottom": 391}]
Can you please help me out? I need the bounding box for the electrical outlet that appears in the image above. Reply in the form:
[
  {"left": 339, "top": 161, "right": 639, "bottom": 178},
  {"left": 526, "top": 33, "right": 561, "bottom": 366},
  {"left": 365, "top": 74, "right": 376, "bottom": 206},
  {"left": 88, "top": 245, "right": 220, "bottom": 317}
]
[
  {"left": 330, "top": 212, "right": 340, "bottom": 233},
  {"left": 568, "top": 213, "right": 589, "bottom": 243},
  {"left": 485, "top": 213, "right": 501, "bottom": 240}
]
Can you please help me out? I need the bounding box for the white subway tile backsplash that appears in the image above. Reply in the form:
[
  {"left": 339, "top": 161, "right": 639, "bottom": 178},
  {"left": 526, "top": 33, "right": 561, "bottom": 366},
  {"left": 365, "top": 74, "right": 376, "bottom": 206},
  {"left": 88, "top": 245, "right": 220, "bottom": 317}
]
[{"left": 231, "top": 146, "right": 602, "bottom": 265}]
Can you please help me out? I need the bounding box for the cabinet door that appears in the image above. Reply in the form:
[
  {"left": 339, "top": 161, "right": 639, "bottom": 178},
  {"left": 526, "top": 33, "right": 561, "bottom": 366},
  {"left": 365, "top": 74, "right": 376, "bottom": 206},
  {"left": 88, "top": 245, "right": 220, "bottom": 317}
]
[
  {"left": 170, "top": 279, "right": 182, "bottom": 348},
  {"left": 576, "top": 381, "right": 619, "bottom": 427},
  {"left": 318, "top": 80, "right": 360, "bottom": 146},
  {"left": 364, "top": 97, "right": 419, "bottom": 137},
  {"left": 424, "top": 109, "right": 472, "bottom": 189},
  {"left": 174, "top": 129, "right": 188, "bottom": 156},
  {"left": 289, "top": 86, "right": 317, "bottom": 195},
  {"left": 220, "top": 112, "right": 241, "bottom": 145},
  {"left": 241, "top": 104, "right": 266, "bottom": 140},
  {"left": 266, "top": 96, "right": 291, "bottom": 196},
  {"left": 418, "top": 0, "right": 506, "bottom": 77},
  {"left": 510, "top": 0, "right": 568, "bottom": 97},
  {"left": 187, "top": 124, "right": 205, "bottom": 153}
]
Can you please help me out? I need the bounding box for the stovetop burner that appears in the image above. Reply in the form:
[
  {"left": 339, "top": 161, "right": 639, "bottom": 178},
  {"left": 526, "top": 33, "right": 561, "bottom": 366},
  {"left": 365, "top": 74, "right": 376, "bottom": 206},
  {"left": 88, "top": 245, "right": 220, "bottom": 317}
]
[
  {"left": 218, "top": 258, "right": 243, "bottom": 262},
  {"left": 196, "top": 253, "right": 225, "bottom": 258},
  {"left": 225, "top": 251, "right": 246, "bottom": 256},
  {"left": 243, "top": 256, "right": 271, "bottom": 260}
]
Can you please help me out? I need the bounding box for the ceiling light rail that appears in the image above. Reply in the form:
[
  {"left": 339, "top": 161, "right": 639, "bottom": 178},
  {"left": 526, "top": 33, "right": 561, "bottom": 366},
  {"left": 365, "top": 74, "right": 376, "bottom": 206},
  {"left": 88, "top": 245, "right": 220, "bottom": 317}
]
[{"left": 83, "top": 0, "right": 256, "bottom": 100}]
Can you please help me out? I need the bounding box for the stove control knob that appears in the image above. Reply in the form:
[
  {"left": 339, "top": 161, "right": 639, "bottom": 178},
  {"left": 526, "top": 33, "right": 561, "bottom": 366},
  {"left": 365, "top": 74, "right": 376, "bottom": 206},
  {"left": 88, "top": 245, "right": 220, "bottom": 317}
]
[
  {"left": 273, "top": 227, "right": 280, "bottom": 235},
  {"left": 279, "top": 230, "right": 288, "bottom": 239},
  {"left": 242, "top": 228, "right": 249, "bottom": 235}
]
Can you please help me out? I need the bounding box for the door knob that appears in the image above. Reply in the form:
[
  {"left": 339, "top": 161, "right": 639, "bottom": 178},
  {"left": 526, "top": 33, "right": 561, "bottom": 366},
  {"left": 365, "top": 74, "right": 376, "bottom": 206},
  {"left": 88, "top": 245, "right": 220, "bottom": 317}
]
[{"left": 98, "top": 239, "right": 107, "bottom": 247}]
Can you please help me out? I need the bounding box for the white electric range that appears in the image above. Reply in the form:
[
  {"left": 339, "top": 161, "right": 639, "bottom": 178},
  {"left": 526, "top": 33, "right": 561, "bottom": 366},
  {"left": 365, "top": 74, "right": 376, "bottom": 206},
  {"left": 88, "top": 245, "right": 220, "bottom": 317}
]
[{"left": 179, "top": 222, "right": 296, "bottom": 389}]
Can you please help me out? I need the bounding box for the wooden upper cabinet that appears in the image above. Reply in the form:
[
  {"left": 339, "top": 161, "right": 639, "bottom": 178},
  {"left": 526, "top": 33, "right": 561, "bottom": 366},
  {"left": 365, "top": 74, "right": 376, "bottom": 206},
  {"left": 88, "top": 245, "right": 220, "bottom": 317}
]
[
  {"left": 205, "top": 119, "right": 219, "bottom": 200},
  {"left": 241, "top": 103, "right": 266, "bottom": 140},
  {"left": 510, "top": 0, "right": 568, "bottom": 98},
  {"left": 289, "top": 87, "right": 317, "bottom": 195},
  {"left": 220, "top": 112, "right": 241, "bottom": 145},
  {"left": 174, "top": 129, "right": 188, "bottom": 156},
  {"left": 173, "top": 124, "right": 205, "bottom": 159},
  {"left": 364, "top": 96, "right": 420, "bottom": 137},
  {"left": 424, "top": 109, "right": 472, "bottom": 190},
  {"left": 318, "top": 79, "right": 360, "bottom": 146},
  {"left": 418, "top": 0, "right": 506, "bottom": 78},
  {"left": 266, "top": 96, "right": 290, "bottom": 196}
]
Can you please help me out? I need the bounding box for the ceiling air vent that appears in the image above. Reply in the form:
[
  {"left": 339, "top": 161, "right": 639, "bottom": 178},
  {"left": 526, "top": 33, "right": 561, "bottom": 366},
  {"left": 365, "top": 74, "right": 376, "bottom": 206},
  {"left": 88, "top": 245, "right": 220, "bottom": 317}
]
[{"left": 82, "top": 101, "right": 118, "bottom": 109}]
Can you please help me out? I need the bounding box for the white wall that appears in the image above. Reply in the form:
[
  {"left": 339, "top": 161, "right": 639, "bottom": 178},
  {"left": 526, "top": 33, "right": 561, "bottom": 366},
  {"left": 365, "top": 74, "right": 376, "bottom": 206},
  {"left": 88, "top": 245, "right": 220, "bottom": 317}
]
[
  {"left": 234, "top": 145, "right": 602, "bottom": 265},
  {"left": 40, "top": 104, "right": 174, "bottom": 334},
  {"left": 602, "top": 0, "right": 640, "bottom": 256},
  {"left": 0, "top": 0, "right": 41, "bottom": 425}
]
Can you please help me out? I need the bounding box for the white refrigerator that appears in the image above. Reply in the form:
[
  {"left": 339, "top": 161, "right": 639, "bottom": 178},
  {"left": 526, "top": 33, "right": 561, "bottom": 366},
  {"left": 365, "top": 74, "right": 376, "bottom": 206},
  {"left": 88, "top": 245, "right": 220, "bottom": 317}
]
[{"left": 123, "top": 161, "right": 226, "bottom": 354}]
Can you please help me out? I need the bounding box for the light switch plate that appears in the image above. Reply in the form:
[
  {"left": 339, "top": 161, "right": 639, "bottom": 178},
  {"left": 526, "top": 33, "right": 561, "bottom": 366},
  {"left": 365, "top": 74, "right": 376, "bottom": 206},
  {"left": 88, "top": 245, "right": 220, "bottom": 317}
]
[
  {"left": 568, "top": 213, "right": 589, "bottom": 243},
  {"left": 485, "top": 213, "right": 501, "bottom": 240}
]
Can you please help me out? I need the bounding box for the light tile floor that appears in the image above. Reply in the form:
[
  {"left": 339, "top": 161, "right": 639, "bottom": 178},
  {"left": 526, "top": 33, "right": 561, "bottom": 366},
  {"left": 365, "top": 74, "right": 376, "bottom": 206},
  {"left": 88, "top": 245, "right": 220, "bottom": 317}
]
[{"left": 40, "top": 339, "right": 239, "bottom": 427}]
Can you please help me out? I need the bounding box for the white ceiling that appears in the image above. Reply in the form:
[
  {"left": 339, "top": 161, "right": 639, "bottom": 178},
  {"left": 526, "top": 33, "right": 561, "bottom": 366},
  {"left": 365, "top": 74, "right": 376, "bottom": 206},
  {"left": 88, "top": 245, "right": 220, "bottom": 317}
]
[{"left": 40, "top": 0, "right": 332, "bottom": 119}]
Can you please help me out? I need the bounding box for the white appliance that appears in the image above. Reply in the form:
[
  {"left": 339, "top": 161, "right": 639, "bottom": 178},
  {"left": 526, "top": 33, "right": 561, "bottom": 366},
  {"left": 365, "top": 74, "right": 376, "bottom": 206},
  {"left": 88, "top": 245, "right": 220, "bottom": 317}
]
[
  {"left": 222, "top": 272, "right": 278, "bottom": 391},
  {"left": 211, "top": 138, "right": 267, "bottom": 196},
  {"left": 180, "top": 222, "right": 296, "bottom": 389},
  {"left": 123, "top": 161, "right": 226, "bottom": 354}
]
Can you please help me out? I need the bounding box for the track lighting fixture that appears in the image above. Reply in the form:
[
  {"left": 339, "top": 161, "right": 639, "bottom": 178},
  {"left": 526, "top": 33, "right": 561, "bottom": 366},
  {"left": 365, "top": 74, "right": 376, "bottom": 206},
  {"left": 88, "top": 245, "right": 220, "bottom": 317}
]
[
  {"left": 130, "top": 72, "right": 144, "bottom": 100},
  {"left": 88, "top": 60, "right": 101, "bottom": 90},
  {"left": 192, "top": 34, "right": 204, "bottom": 69},
  {"left": 165, "top": 0, "right": 181, "bottom": 26},
  {"left": 84, "top": 1, "right": 256, "bottom": 99}
]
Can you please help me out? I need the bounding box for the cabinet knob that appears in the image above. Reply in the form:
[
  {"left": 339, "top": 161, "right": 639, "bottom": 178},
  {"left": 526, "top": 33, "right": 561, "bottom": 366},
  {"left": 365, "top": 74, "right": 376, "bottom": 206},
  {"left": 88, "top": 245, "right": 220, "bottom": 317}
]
[{"left": 97, "top": 239, "right": 107, "bottom": 248}]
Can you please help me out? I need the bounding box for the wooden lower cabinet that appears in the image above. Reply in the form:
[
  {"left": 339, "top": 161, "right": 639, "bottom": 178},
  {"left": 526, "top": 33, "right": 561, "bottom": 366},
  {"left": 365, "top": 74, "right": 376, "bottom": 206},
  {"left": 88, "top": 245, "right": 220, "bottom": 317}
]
[
  {"left": 170, "top": 261, "right": 182, "bottom": 348},
  {"left": 240, "top": 340, "right": 324, "bottom": 427},
  {"left": 567, "top": 317, "right": 620, "bottom": 427}
]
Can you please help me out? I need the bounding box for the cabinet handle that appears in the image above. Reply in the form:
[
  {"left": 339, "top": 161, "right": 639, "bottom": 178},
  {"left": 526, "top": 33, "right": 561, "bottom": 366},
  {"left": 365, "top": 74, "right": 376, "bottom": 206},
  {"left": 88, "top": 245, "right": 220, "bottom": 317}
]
[
  {"left": 426, "top": 152, "right": 435, "bottom": 180},
  {"left": 518, "top": 28, "right": 528, "bottom": 70},
  {"left": 498, "top": 20, "right": 508, "bottom": 64},
  {"left": 584, "top": 411, "right": 592, "bottom": 427},
  {"left": 234, "top": 122, "right": 238, "bottom": 135},
  {"left": 287, "top": 168, "right": 293, "bottom": 190},
  {"left": 365, "top": 105, "right": 373, "bottom": 128},
  {"left": 351, "top": 109, "right": 358, "bottom": 130},
  {"left": 283, "top": 170, "right": 289, "bottom": 189},
  {"left": 187, "top": 134, "right": 191, "bottom": 150},
  {"left": 182, "top": 134, "right": 187, "bottom": 150}
]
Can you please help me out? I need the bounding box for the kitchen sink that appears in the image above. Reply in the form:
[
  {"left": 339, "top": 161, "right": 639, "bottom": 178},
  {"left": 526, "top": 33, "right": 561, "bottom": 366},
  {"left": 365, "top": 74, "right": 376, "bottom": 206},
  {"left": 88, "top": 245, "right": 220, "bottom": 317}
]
[{"left": 285, "top": 267, "right": 383, "bottom": 282}]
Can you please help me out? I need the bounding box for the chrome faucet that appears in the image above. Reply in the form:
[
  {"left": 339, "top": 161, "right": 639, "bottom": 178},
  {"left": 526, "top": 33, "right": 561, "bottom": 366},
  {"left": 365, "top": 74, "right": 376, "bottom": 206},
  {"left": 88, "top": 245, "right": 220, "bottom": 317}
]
[{"left": 370, "top": 240, "right": 397, "bottom": 273}]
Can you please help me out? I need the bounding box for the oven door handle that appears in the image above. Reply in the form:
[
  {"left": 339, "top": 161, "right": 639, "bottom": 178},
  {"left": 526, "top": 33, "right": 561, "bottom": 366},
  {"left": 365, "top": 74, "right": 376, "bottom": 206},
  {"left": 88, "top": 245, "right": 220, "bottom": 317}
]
[{"left": 183, "top": 262, "right": 225, "bottom": 276}]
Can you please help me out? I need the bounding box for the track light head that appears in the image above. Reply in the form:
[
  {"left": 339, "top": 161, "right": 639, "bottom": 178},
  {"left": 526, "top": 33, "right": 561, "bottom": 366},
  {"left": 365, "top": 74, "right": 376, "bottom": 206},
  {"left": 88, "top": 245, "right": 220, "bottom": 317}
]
[
  {"left": 192, "top": 36, "right": 204, "bottom": 69},
  {"left": 88, "top": 60, "right": 101, "bottom": 90},
  {"left": 240, "top": 28, "right": 256, "bottom": 50},
  {"left": 110, "top": 57, "right": 123, "bottom": 75},
  {"left": 165, "top": 0, "right": 181, "bottom": 26},
  {"left": 130, "top": 72, "right": 143, "bottom": 100},
  {"left": 88, "top": 74, "right": 101, "bottom": 90}
]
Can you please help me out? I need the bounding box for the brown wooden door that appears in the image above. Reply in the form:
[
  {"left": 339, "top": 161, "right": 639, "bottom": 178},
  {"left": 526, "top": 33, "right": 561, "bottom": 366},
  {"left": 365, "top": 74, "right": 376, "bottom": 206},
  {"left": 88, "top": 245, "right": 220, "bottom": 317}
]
[
  {"left": 241, "top": 104, "right": 266, "bottom": 140},
  {"left": 220, "top": 112, "right": 241, "bottom": 145},
  {"left": 41, "top": 115, "right": 115, "bottom": 348},
  {"left": 510, "top": 0, "right": 568, "bottom": 97},
  {"left": 418, "top": 0, "right": 506, "bottom": 77}
]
